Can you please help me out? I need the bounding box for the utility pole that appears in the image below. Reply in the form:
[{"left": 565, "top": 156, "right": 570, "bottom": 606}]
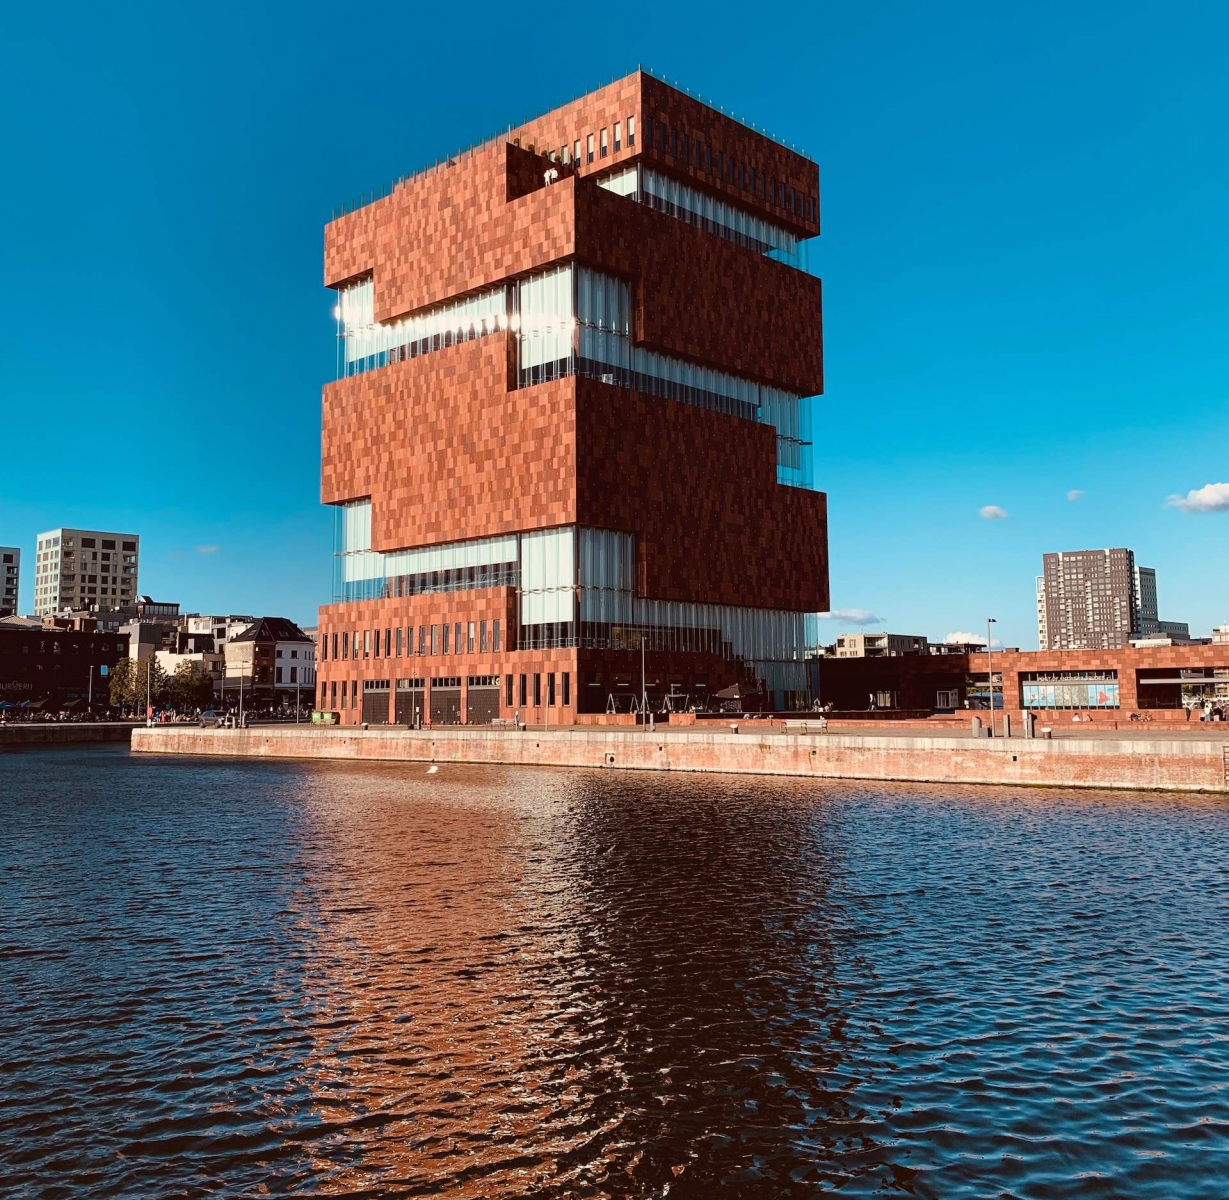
[
  {"left": 986, "top": 617, "right": 997, "bottom": 737},
  {"left": 641, "top": 629, "right": 647, "bottom": 729}
]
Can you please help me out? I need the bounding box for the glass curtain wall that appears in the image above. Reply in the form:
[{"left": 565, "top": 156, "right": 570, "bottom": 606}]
[
  {"left": 336, "top": 278, "right": 507, "bottom": 378},
  {"left": 331, "top": 511, "right": 814, "bottom": 687},
  {"left": 333, "top": 500, "right": 517, "bottom": 602},
  {"left": 597, "top": 165, "right": 809, "bottom": 271},
  {"left": 514, "top": 265, "right": 815, "bottom": 487}
]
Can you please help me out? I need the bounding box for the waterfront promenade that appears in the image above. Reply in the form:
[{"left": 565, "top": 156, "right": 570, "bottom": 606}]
[{"left": 132, "top": 723, "right": 1229, "bottom": 793}]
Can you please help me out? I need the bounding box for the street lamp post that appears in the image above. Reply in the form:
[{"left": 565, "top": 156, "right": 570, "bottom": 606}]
[{"left": 986, "top": 617, "right": 997, "bottom": 737}]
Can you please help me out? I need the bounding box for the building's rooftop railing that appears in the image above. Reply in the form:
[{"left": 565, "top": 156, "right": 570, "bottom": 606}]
[{"left": 329, "top": 66, "right": 812, "bottom": 222}]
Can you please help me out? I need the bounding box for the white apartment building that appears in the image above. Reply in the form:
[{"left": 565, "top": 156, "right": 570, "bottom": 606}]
[
  {"left": 33, "top": 528, "right": 139, "bottom": 616},
  {"left": 1, "top": 547, "right": 19, "bottom": 616}
]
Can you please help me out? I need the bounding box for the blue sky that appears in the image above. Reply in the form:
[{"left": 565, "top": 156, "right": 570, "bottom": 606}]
[{"left": 1, "top": 1, "right": 1225, "bottom": 645}]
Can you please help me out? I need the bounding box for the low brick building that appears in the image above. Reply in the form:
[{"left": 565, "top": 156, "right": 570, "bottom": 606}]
[
  {"left": 816, "top": 643, "right": 1229, "bottom": 722},
  {"left": 0, "top": 616, "right": 129, "bottom": 712}
]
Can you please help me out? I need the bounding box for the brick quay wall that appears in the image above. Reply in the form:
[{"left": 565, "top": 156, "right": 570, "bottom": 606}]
[
  {"left": 130, "top": 726, "right": 1229, "bottom": 794},
  {"left": 1, "top": 722, "right": 137, "bottom": 750}
]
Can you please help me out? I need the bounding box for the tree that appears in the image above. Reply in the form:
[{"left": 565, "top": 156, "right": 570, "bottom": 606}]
[
  {"left": 108, "top": 658, "right": 135, "bottom": 711},
  {"left": 108, "top": 656, "right": 169, "bottom": 714},
  {"left": 169, "top": 661, "right": 214, "bottom": 712}
]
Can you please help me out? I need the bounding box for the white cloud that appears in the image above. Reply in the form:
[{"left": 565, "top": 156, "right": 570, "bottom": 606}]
[
  {"left": 1166, "top": 482, "right": 1229, "bottom": 513},
  {"left": 195, "top": 544, "right": 219, "bottom": 554},
  {"left": 945, "top": 631, "right": 1001, "bottom": 647},
  {"left": 1066, "top": 489, "right": 1083, "bottom": 501},
  {"left": 815, "top": 608, "right": 884, "bottom": 626},
  {"left": 979, "top": 504, "right": 1008, "bottom": 520}
]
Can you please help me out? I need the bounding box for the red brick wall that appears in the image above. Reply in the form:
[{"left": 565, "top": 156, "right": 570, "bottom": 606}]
[
  {"left": 316, "top": 588, "right": 576, "bottom": 725},
  {"left": 576, "top": 183, "right": 823, "bottom": 394},
  {"left": 324, "top": 142, "right": 577, "bottom": 318},
  {"left": 321, "top": 340, "right": 577, "bottom": 552},
  {"left": 575, "top": 378, "right": 828, "bottom": 612}
]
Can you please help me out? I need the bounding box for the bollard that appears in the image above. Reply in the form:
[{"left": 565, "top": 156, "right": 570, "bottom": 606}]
[
  {"left": 1003, "top": 713, "right": 1012, "bottom": 738},
  {"left": 971, "top": 715, "right": 983, "bottom": 738},
  {"left": 1023, "top": 711, "right": 1036, "bottom": 739}
]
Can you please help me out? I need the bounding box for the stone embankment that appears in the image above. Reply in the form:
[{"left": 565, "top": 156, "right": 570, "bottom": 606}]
[
  {"left": 131, "top": 725, "right": 1229, "bottom": 793},
  {"left": 1, "top": 722, "right": 137, "bottom": 750}
]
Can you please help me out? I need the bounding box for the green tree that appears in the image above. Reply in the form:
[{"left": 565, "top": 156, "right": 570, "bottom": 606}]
[
  {"left": 109, "top": 656, "right": 170, "bottom": 713},
  {"left": 108, "top": 657, "right": 135, "bottom": 712},
  {"left": 169, "top": 661, "right": 215, "bottom": 712}
]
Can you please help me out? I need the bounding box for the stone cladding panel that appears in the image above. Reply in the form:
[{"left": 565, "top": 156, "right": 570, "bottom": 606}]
[
  {"left": 575, "top": 378, "right": 829, "bottom": 613},
  {"left": 321, "top": 339, "right": 576, "bottom": 552}
]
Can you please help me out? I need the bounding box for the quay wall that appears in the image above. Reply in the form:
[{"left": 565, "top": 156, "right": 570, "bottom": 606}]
[
  {"left": 130, "top": 726, "right": 1229, "bottom": 793},
  {"left": 1, "top": 722, "right": 136, "bottom": 749}
]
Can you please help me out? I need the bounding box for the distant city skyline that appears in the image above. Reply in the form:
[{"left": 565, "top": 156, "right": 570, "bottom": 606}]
[{"left": 3, "top": 1, "right": 1227, "bottom": 641}]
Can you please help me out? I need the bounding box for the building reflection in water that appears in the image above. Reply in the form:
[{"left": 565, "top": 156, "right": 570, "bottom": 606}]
[{"left": 280, "top": 761, "right": 908, "bottom": 1197}]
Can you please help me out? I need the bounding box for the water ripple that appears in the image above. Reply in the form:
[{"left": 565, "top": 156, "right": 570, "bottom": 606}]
[{"left": 1, "top": 745, "right": 1228, "bottom": 1197}]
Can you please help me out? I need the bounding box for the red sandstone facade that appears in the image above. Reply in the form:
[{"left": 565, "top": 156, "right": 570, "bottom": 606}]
[{"left": 316, "top": 72, "right": 828, "bottom": 725}]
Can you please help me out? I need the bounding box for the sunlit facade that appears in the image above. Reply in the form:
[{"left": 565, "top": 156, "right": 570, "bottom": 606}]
[{"left": 316, "top": 70, "right": 828, "bottom": 722}]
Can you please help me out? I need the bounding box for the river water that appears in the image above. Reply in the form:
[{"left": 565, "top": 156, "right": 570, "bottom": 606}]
[{"left": 2, "top": 745, "right": 1228, "bottom": 1198}]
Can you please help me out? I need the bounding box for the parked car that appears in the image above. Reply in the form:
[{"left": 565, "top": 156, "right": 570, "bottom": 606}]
[{"left": 199, "top": 710, "right": 223, "bottom": 728}]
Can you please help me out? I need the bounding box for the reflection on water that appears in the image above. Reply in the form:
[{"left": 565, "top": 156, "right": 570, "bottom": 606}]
[{"left": 2, "top": 746, "right": 1228, "bottom": 1198}]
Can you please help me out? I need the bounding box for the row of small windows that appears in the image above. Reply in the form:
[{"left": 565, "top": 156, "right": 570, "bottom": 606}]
[
  {"left": 550, "top": 116, "right": 636, "bottom": 167},
  {"left": 643, "top": 116, "right": 815, "bottom": 222},
  {"left": 321, "top": 620, "right": 502, "bottom": 661},
  {"left": 321, "top": 671, "right": 571, "bottom": 711}
]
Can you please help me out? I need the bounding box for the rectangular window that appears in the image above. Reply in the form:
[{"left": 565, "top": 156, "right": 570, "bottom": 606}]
[
  {"left": 385, "top": 628, "right": 391, "bottom": 658},
  {"left": 671, "top": 128, "right": 677, "bottom": 157},
  {"left": 442, "top": 621, "right": 451, "bottom": 654},
  {"left": 290, "top": 666, "right": 298, "bottom": 683},
  {"left": 600, "top": 128, "right": 608, "bottom": 158},
  {"left": 682, "top": 134, "right": 689, "bottom": 163},
  {"left": 627, "top": 115, "right": 635, "bottom": 146},
  {"left": 467, "top": 621, "right": 475, "bottom": 653},
  {"left": 751, "top": 167, "right": 757, "bottom": 194},
  {"left": 331, "top": 680, "right": 337, "bottom": 707},
  {"left": 373, "top": 629, "right": 380, "bottom": 658},
  {"left": 717, "top": 151, "right": 724, "bottom": 178},
  {"left": 573, "top": 139, "right": 581, "bottom": 163},
  {"left": 431, "top": 624, "right": 439, "bottom": 655},
  {"left": 657, "top": 122, "right": 665, "bottom": 152},
  {"left": 340, "top": 682, "right": 347, "bottom": 710},
  {"left": 396, "top": 627, "right": 403, "bottom": 657},
  {"left": 613, "top": 121, "right": 621, "bottom": 151},
  {"left": 321, "top": 636, "right": 328, "bottom": 662},
  {"left": 547, "top": 672, "right": 556, "bottom": 706},
  {"left": 363, "top": 630, "right": 371, "bottom": 658},
  {"left": 562, "top": 672, "right": 570, "bottom": 707},
  {"left": 480, "top": 620, "right": 488, "bottom": 653},
  {"left": 533, "top": 672, "right": 541, "bottom": 706},
  {"left": 586, "top": 133, "right": 594, "bottom": 163},
  {"left": 705, "top": 144, "right": 712, "bottom": 173},
  {"left": 493, "top": 619, "right": 501, "bottom": 652},
  {"left": 418, "top": 625, "right": 426, "bottom": 655},
  {"left": 505, "top": 674, "right": 513, "bottom": 707},
  {"left": 102, "top": 539, "right": 115, "bottom": 550},
  {"left": 342, "top": 631, "right": 349, "bottom": 660},
  {"left": 519, "top": 673, "right": 527, "bottom": 707},
  {"left": 454, "top": 622, "right": 462, "bottom": 655}
]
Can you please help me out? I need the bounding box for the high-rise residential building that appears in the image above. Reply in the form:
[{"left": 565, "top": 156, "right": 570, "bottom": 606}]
[
  {"left": 1134, "top": 565, "right": 1159, "bottom": 635},
  {"left": 1037, "top": 549, "right": 1186, "bottom": 650},
  {"left": 0, "top": 547, "right": 19, "bottom": 616},
  {"left": 32, "top": 528, "right": 139, "bottom": 616},
  {"left": 316, "top": 71, "right": 827, "bottom": 723}
]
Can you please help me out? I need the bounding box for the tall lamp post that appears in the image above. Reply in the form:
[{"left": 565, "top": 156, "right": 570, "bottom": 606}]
[{"left": 986, "top": 617, "right": 997, "bottom": 737}]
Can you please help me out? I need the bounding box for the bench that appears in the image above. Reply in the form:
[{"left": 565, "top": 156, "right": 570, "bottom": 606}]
[{"left": 783, "top": 718, "right": 828, "bottom": 734}]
